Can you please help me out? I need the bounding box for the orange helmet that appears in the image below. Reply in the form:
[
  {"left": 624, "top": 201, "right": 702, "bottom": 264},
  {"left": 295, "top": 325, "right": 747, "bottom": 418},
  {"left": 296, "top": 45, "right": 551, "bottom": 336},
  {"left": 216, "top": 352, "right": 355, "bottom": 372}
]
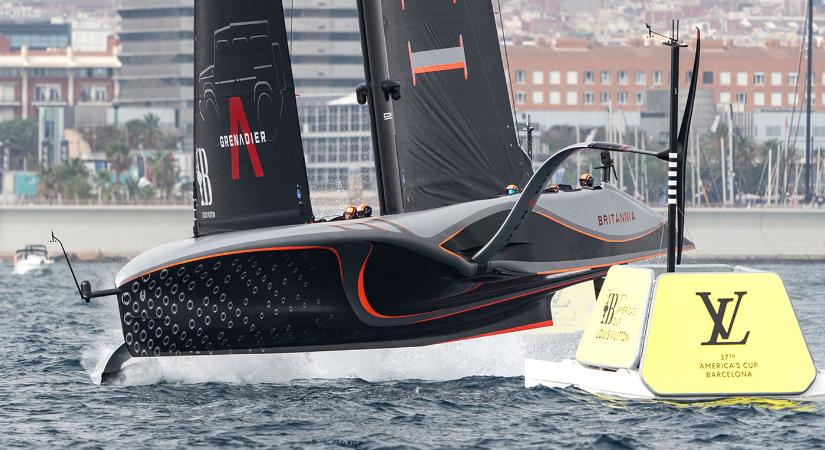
[
  {"left": 505, "top": 184, "right": 520, "bottom": 195},
  {"left": 548, "top": 184, "right": 560, "bottom": 193},
  {"left": 343, "top": 205, "right": 357, "bottom": 219},
  {"left": 579, "top": 173, "right": 594, "bottom": 187}
]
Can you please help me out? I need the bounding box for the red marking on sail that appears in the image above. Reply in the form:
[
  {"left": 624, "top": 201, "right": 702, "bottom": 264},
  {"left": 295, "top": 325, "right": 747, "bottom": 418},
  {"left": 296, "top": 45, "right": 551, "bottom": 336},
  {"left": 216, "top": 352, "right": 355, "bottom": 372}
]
[
  {"left": 409, "top": 35, "right": 468, "bottom": 87},
  {"left": 228, "top": 96, "right": 264, "bottom": 180}
]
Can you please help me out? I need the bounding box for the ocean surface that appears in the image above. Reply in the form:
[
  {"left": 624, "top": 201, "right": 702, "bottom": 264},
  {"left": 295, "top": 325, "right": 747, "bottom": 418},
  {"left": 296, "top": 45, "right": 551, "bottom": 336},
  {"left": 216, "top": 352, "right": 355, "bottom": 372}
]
[{"left": 2, "top": 261, "right": 825, "bottom": 449}]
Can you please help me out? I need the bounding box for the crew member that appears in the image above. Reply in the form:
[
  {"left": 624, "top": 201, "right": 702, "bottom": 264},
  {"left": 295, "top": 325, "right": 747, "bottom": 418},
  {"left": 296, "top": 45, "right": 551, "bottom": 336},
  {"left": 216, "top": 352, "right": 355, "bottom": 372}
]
[
  {"left": 579, "top": 173, "right": 595, "bottom": 190},
  {"left": 357, "top": 204, "right": 373, "bottom": 218},
  {"left": 343, "top": 205, "right": 357, "bottom": 220},
  {"left": 505, "top": 184, "right": 520, "bottom": 195}
]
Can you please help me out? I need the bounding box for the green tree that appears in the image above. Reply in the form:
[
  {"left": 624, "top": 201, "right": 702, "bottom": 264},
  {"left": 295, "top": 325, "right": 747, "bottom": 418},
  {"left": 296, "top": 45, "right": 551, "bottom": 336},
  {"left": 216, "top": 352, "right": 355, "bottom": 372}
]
[
  {"left": 91, "top": 169, "right": 114, "bottom": 203},
  {"left": 125, "top": 119, "right": 146, "bottom": 149},
  {"left": 150, "top": 151, "right": 179, "bottom": 200},
  {"left": 38, "top": 158, "right": 92, "bottom": 201},
  {"left": 81, "top": 126, "right": 123, "bottom": 155},
  {"left": 142, "top": 113, "right": 162, "bottom": 149},
  {"left": 0, "top": 119, "right": 37, "bottom": 170},
  {"left": 107, "top": 142, "right": 132, "bottom": 180}
]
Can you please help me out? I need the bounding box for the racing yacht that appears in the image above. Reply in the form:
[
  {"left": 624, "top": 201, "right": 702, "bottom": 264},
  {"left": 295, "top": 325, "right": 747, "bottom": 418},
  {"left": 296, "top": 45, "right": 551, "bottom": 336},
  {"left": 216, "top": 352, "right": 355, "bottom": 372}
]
[{"left": 58, "top": 0, "right": 695, "bottom": 384}]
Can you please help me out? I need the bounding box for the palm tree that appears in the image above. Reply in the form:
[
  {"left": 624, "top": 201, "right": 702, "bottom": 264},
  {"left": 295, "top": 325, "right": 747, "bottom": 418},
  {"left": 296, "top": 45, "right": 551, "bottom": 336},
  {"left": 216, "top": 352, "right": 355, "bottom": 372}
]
[
  {"left": 91, "top": 169, "right": 114, "bottom": 204},
  {"left": 106, "top": 142, "right": 132, "bottom": 202},
  {"left": 150, "top": 151, "right": 178, "bottom": 200},
  {"left": 142, "top": 113, "right": 162, "bottom": 149}
]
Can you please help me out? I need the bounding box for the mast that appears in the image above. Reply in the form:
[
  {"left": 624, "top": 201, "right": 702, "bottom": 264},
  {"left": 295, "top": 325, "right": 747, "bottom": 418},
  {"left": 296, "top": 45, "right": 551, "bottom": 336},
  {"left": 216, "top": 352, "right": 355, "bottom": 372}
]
[
  {"left": 805, "top": 0, "right": 814, "bottom": 203},
  {"left": 662, "top": 20, "right": 686, "bottom": 273},
  {"left": 355, "top": 0, "right": 404, "bottom": 215}
]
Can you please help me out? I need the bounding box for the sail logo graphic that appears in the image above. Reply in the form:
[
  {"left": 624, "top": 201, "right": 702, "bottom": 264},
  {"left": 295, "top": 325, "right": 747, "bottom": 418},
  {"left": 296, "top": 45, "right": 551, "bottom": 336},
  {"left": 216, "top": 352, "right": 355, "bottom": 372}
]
[
  {"left": 408, "top": 35, "right": 468, "bottom": 86},
  {"left": 601, "top": 292, "right": 620, "bottom": 325},
  {"left": 698, "top": 291, "right": 751, "bottom": 346},
  {"left": 195, "top": 147, "right": 213, "bottom": 208},
  {"left": 218, "top": 96, "right": 265, "bottom": 180}
]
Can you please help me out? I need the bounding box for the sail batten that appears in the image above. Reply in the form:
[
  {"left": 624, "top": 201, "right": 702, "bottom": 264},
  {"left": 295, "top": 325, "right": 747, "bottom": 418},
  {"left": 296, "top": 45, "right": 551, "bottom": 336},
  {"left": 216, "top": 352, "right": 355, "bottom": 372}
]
[{"left": 194, "top": 0, "right": 313, "bottom": 236}]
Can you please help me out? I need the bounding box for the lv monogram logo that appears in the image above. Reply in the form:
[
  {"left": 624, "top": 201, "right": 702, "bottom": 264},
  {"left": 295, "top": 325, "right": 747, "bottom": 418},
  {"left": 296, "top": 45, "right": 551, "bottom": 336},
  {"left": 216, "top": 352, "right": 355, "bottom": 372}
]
[{"left": 697, "top": 291, "right": 751, "bottom": 346}]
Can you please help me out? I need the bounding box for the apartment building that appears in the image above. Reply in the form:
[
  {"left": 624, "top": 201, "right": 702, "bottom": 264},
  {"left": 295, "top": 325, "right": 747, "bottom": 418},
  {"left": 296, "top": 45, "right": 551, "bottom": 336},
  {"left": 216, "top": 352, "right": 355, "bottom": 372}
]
[
  {"left": 0, "top": 37, "right": 119, "bottom": 122},
  {"left": 506, "top": 39, "right": 825, "bottom": 144},
  {"left": 116, "top": 0, "right": 194, "bottom": 130},
  {"left": 285, "top": 0, "right": 364, "bottom": 94},
  {"left": 508, "top": 39, "right": 825, "bottom": 114}
]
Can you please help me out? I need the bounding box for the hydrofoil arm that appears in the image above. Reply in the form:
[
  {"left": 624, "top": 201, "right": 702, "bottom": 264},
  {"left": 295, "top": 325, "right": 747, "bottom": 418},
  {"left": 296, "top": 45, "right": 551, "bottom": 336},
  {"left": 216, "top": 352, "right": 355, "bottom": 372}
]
[{"left": 472, "top": 142, "right": 666, "bottom": 266}]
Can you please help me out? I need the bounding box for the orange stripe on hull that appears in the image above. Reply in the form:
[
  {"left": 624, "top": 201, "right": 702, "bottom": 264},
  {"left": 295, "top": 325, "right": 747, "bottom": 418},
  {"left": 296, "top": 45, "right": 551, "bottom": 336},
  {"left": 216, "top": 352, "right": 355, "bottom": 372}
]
[{"left": 443, "top": 320, "right": 554, "bottom": 344}]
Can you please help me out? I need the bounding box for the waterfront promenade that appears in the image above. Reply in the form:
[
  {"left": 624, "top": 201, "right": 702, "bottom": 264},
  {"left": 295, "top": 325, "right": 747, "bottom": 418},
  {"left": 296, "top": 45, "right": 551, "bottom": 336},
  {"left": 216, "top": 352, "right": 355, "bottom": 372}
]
[{"left": 0, "top": 206, "right": 822, "bottom": 260}]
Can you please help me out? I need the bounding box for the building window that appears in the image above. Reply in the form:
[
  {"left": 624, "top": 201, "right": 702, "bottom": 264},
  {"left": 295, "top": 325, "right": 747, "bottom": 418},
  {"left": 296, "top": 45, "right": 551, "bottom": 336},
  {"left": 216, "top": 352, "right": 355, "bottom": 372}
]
[
  {"left": 80, "top": 85, "right": 108, "bottom": 102},
  {"left": 566, "top": 91, "right": 577, "bottom": 105},
  {"left": 515, "top": 91, "right": 526, "bottom": 104},
  {"left": 702, "top": 71, "right": 714, "bottom": 84},
  {"left": 0, "top": 84, "right": 14, "bottom": 102},
  {"left": 788, "top": 73, "right": 798, "bottom": 86},
  {"left": 737, "top": 72, "right": 748, "bottom": 86},
  {"left": 600, "top": 91, "right": 610, "bottom": 105},
  {"left": 754, "top": 72, "right": 765, "bottom": 86},
  {"left": 583, "top": 91, "right": 594, "bottom": 105},
  {"left": 549, "top": 91, "right": 561, "bottom": 105},
  {"left": 652, "top": 71, "right": 662, "bottom": 85},
  {"left": 686, "top": 71, "right": 693, "bottom": 83},
  {"left": 814, "top": 126, "right": 825, "bottom": 137},
  {"left": 566, "top": 71, "right": 578, "bottom": 85},
  {"left": 532, "top": 91, "right": 544, "bottom": 104},
  {"left": 766, "top": 126, "right": 781, "bottom": 137},
  {"left": 635, "top": 71, "right": 646, "bottom": 85},
  {"left": 788, "top": 93, "right": 798, "bottom": 105},
  {"left": 736, "top": 92, "right": 747, "bottom": 104},
  {"left": 771, "top": 72, "right": 782, "bottom": 86},
  {"left": 601, "top": 70, "right": 611, "bottom": 85},
  {"left": 635, "top": 91, "right": 644, "bottom": 105},
  {"left": 754, "top": 92, "right": 765, "bottom": 106},
  {"left": 35, "top": 84, "right": 61, "bottom": 102},
  {"left": 617, "top": 91, "right": 628, "bottom": 105},
  {"left": 618, "top": 70, "right": 628, "bottom": 85},
  {"left": 515, "top": 70, "right": 525, "bottom": 84},
  {"left": 771, "top": 92, "right": 782, "bottom": 106},
  {"left": 720, "top": 92, "right": 731, "bottom": 103},
  {"left": 532, "top": 70, "right": 544, "bottom": 85},
  {"left": 549, "top": 71, "right": 561, "bottom": 85},
  {"left": 584, "top": 70, "right": 595, "bottom": 84},
  {"left": 720, "top": 72, "right": 731, "bottom": 86}
]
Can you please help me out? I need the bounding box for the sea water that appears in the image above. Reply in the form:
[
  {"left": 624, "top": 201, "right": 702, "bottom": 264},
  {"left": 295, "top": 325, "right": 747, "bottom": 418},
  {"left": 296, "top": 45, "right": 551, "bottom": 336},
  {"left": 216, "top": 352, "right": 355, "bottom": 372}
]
[{"left": 2, "top": 262, "right": 824, "bottom": 448}]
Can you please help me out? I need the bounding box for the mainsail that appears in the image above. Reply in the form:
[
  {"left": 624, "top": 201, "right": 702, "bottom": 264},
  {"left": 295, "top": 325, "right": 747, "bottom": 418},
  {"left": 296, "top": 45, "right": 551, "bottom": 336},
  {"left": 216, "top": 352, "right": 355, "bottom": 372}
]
[
  {"left": 194, "top": 0, "right": 313, "bottom": 236},
  {"left": 362, "top": 0, "right": 533, "bottom": 213}
]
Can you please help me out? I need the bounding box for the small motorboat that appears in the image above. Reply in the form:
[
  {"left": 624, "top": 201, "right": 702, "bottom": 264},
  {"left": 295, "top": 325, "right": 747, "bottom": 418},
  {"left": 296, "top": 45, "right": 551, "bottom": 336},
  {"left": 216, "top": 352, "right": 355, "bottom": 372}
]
[{"left": 13, "top": 244, "right": 54, "bottom": 275}]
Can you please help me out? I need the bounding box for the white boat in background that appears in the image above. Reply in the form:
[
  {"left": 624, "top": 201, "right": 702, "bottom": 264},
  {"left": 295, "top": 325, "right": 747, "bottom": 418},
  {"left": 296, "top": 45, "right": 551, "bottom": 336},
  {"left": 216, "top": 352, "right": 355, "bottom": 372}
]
[{"left": 13, "top": 245, "right": 54, "bottom": 275}]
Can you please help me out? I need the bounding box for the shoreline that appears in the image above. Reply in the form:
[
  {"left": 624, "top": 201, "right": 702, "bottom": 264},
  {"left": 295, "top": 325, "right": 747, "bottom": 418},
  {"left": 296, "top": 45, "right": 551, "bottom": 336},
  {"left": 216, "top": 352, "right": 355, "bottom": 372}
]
[{"left": 2, "top": 205, "right": 823, "bottom": 261}]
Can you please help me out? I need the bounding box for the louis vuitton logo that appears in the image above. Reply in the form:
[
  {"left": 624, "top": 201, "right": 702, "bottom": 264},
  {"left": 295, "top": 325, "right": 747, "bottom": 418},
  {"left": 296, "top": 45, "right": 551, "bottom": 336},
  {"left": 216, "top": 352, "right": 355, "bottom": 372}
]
[{"left": 697, "top": 291, "right": 751, "bottom": 346}]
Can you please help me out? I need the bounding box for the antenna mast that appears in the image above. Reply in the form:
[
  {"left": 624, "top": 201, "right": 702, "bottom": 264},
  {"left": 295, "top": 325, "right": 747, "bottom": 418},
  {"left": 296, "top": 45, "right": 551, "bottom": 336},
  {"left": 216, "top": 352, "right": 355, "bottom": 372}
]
[
  {"left": 649, "top": 20, "right": 687, "bottom": 273},
  {"left": 805, "top": 0, "right": 814, "bottom": 203}
]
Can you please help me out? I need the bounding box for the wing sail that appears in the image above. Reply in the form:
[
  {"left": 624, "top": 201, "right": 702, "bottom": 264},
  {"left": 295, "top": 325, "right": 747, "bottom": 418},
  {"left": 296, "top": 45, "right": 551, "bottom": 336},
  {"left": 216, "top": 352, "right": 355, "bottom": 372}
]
[
  {"left": 378, "top": 0, "right": 533, "bottom": 212},
  {"left": 194, "top": 0, "right": 313, "bottom": 236}
]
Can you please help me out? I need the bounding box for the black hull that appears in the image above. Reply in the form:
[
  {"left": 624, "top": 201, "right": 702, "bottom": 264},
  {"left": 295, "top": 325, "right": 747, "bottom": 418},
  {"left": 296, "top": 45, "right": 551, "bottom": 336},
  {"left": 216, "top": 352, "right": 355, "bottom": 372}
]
[
  {"left": 117, "top": 247, "right": 613, "bottom": 357},
  {"left": 112, "top": 186, "right": 687, "bottom": 360}
]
